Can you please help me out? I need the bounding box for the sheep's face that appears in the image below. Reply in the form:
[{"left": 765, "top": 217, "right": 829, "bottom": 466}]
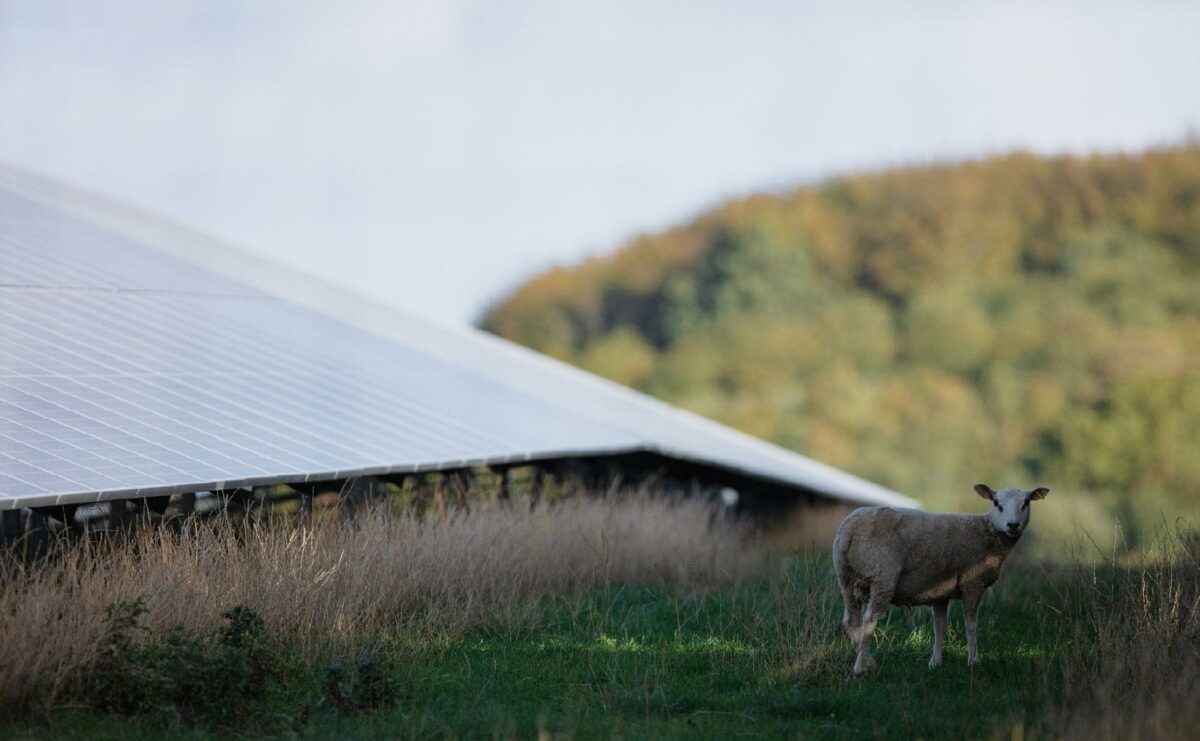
[{"left": 975, "top": 484, "right": 1049, "bottom": 538}]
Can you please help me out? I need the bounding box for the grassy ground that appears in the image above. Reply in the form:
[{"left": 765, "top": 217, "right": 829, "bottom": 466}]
[
  {"left": 3, "top": 497, "right": 1196, "bottom": 739},
  {"left": 9, "top": 555, "right": 1070, "bottom": 739}
]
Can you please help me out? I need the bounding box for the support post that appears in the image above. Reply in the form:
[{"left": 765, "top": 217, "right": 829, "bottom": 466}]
[
  {"left": 531, "top": 465, "right": 551, "bottom": 510},
  {"left": 491, "top": 466, "right": 510, "bottom": 502},
  {"left": 170, "top": 492, "right": 196, "bottom": 535},
  {"left": 338, "top": 477, "right": 375, "bottom": 521},
  {"left": 108, "top": 499, "right": 128, "bottom": 532},
  {"left": 228, "top": 488, "right": 255, "bottom": 516},
  {"left": 297, "top": 484, "right": 314, "bottom": 526},
  {"left": 253, "top": 487, "right": 273, "bottom": 523},
  {"left": 595, "top": 460, "right": 621, "bottom": 496},
  {"left": 24, "top": 509, "right": 49, "bottom": 562},
  {"left": 2, "top": 509, "right": 21, "bottom": 574}
]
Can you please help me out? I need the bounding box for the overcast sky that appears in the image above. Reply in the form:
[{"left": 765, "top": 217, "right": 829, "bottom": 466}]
[{"left": 2, "top": 1, "right": 1198, "bottom": 325}]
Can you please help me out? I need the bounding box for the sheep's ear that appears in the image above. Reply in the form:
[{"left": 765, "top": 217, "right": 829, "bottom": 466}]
[
  {"left": 1029, "top": 487, "right": 1050, "bottom": 501},
  {"left": 974, "top": 484, "right": 995, "bottom": 500}
]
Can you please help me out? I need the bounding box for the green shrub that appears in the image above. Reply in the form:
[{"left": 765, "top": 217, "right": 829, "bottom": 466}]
[
  {"left": 320, "top": 655, "right": 398, "bottom": 715},
  {"left": 90, "top": 600, "right": 279, "bottom": 727}
]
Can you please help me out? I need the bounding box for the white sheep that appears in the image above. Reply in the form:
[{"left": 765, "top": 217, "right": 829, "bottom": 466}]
[{"left": 832, "top": 484, "right": 1049, "bottom": 674}]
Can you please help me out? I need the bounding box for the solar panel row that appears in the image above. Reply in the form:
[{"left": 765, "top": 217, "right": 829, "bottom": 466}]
[
  {"left": 0, "top": 167, "right": 916, "bottom": 512},
  {"left": 0, "top": 188, "right": 643, "bottom": 508}
]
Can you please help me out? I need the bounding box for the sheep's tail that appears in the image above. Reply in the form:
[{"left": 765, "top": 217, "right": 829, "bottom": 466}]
[{"left": 831, "top": 509, "right": 859, "bottom": 592}]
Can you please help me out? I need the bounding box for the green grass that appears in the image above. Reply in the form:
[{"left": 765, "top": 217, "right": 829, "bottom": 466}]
[{"left": 6, "top": 556, "right": 1074, "bottom": 739}]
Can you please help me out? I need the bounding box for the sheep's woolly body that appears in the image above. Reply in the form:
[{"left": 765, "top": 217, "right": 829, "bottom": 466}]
[
  {"left": 833, "top": 507, "right": 1017, "bottom": 607},
  {"left": 832, "top": 485, "right": 1048, "bottom": 675}
]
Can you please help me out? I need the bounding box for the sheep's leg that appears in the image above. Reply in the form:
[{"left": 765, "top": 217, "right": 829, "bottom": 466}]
[
  {"left": 841, "top": 584, "right": 866, "bottom": 674},
  {"left": 843, "top": 593, "right": 864, "bottom": 644},
  {"left": 963, "top": 591, "right": 983, "bottom": 666},
  {"left": 853, "top": 583, "right": 893, "bottom": 675},
  {"left": 928, "top": 599, "right": 948, "bottom": 669}
]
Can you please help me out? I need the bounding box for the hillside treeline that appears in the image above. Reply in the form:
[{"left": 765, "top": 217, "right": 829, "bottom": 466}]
[{"left": 482, "top": 146, "right": 1200, "bottom": 537}]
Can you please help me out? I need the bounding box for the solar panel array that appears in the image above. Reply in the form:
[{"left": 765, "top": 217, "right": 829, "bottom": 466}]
[
  {"left": 0, "top": 188, "right": 645, "bottom": 508},
  {"left": 0, "top": 170, "right": 915, "bottom": 511}
]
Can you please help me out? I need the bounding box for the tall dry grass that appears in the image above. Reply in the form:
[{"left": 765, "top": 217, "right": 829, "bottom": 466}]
[
  {"left": 760, "top": 555, "right": 845, "bottom": 682},
  {"left": 1044, "top": 531, "right": 1200, "bottom": 740},
  {"left": 0, "top": 495, "right": 757, "bottom": 720}
]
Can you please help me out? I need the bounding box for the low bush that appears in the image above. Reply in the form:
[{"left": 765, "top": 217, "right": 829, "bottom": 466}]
[
  {"left": 320, "top": 656, "right": 399, "bottom": 715},
  {"left": 89, "top": 600, "right": 279, "bottom": 727}
]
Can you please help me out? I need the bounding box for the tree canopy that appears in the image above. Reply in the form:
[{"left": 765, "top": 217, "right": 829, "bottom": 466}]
[{"left": 481, "top": 146, "right": 1200, "bottom": 537}]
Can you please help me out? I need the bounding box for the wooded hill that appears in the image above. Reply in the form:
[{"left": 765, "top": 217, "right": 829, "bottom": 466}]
[{"left": 482, "top": 146, "right": 1200, "bottom": 540}]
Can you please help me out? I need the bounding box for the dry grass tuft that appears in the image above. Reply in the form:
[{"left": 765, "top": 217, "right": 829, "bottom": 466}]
[
  {"left": 760, "top": 555, "right": 844, "bottom": 682},
  {"left": 0, "top": 494, "right": 757, "bottom": 720},
  {"left": 1044, "top": 530, "right": 1200, "bottom": 740}
]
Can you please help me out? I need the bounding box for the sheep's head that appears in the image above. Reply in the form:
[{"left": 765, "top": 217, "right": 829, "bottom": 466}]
[{"left": 975, "top": 484, "right": 1049, "bottom": 538}]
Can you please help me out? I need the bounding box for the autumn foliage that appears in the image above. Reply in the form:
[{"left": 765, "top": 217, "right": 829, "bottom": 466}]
[{"left": 483, "top": 145, "right": 1200, "bottom": 538}]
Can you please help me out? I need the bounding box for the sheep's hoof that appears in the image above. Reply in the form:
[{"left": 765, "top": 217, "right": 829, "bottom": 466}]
[
  {"left": 853, "top": 655, "right": 877, "bottom": 675},
  {"left": 928, "top": 656, "right": 942, "bottom": 669}
]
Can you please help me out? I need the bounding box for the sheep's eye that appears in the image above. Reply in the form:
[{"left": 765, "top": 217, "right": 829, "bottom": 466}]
[
  {"left": 1022, "top": 500, "right": 1029, "bottom": 511},
  {"left": 995, "top": 503, "right": 1004, "bottom": 513}
]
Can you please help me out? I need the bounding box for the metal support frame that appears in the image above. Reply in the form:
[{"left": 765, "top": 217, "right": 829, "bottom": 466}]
[
  {"left": 108, "top": 499, "right": 129, "bottom": 531},
  {"left": 337, "top": 476, "right": 377, "bottom": 521},
  {"left": 1, "top": 450, "right": 826, "bottom": 562},
  {"left": 297, "top": 484, "right": 315, "bottom": 526},
  {"left": 490, "top": 465, "right": 510, "bottom": 501},
  {"left": 251, "top": 487, "right": 273, "bottom": 522},
  {"left": 23, "top": 509, "right": 49, "bottom": 562},
  {"left": 2, "top": 509, "right": 22, "bottom": 574}
]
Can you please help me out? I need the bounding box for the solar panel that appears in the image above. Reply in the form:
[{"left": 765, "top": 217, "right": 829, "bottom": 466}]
[{"left": 0, "top": 167, "right": 916, "bottom": 511}]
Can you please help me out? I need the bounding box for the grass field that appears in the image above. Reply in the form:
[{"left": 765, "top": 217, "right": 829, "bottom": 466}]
[{"left": 3, "top": 499, "right": 1198, "bottom": 739}]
